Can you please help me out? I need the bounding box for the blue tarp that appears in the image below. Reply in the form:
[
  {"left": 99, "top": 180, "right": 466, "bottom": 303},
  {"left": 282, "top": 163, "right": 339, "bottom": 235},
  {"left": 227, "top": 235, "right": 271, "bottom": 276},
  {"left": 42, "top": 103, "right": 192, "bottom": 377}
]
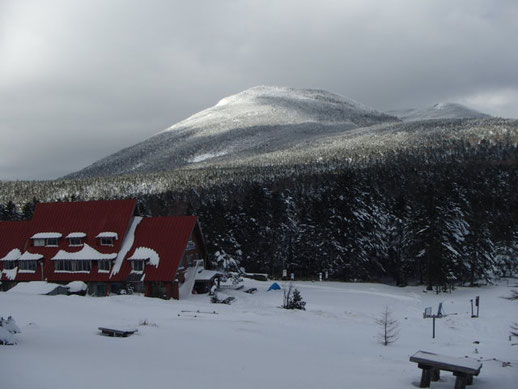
[{"left": 268, "top": 282, "right": 281, "bottom": 291}]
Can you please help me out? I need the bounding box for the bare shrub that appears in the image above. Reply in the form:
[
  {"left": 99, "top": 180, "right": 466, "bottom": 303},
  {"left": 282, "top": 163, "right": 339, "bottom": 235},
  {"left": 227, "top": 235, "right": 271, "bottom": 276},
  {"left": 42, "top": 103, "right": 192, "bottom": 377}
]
[{"left": 376, "top": 306, "right": 399, "bottom": 346}]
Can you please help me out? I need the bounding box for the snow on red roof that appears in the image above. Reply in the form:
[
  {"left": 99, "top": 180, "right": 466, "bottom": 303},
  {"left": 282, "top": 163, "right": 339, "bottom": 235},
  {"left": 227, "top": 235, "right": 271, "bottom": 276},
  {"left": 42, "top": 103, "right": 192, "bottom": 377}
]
[
  {"left": 19, "top": 251, "right": 44, "bottom": 261},
  {"left": 28, "top": 199, "right": 136, "bottom": 282},
  {"left": 0, "top": 221, "right": 32, "bottom": 281},
  {"left": 65, "top": 232, "right": 86, "bottom": 238},
  {"left": 31, "top": 232, "right": 62, "bottom": 239},
  {"left": 110, "top": 217, "right": 142, "bottom": 278},
  {"left": 30, "top": 199, "right": 135, "bottom": 246},
  {"left": 0, "top": 248, "right": 22, "bottom": 261},
  {"left": 96, "top": 232, "right": 118, "bottom": 239},
  {"left": 51, "top": 244, "right": 117, "bottom": 261},
  {"left": 127, "top": 247, "right": 160, "bottom": 266},
  {"left": 0, "top": 200, "right": 204, "bottom": 286},
  {"left": 121, "top": 216, "right": 198, "bottom": 282}
]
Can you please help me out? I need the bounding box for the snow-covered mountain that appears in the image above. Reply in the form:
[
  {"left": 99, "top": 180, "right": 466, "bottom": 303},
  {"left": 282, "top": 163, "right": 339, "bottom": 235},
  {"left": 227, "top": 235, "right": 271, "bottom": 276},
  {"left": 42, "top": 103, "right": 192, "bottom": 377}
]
[
  {"left": 65, "top": 86, "right": 398, "bottom": 178},
  {"left": 387, "top": 102, "right": 491, "bottom": 122}
]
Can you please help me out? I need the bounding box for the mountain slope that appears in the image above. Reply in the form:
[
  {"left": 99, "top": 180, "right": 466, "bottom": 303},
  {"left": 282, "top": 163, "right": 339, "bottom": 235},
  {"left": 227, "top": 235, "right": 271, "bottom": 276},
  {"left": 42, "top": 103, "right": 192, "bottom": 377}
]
[
  {"left": 65, "top": 86, "right": 398, "bottom": 178},
  {"left": 387, "top": 102, "right": 491, "bottom": 122}
]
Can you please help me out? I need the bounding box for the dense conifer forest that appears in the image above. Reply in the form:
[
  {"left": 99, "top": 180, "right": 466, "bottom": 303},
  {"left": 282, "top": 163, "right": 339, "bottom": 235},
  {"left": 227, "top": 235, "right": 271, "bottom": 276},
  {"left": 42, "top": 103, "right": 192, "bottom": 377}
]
[{"left": 1, "top": 118, "right": 517, "bottom": 288}]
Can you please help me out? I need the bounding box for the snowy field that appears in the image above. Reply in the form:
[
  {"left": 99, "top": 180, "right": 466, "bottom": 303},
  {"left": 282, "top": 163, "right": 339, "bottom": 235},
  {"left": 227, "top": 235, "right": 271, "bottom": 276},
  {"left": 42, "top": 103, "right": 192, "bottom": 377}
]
[{"left": 1, "top": 280, "right": 517, "bottom": 389}]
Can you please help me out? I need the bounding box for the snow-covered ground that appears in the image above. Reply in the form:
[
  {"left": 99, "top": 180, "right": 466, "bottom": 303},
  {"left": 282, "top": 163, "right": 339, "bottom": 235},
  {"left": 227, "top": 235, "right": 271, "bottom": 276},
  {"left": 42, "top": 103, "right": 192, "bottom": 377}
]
[{"left": 1, "top": 280, "right": 517, "bottom": 389}]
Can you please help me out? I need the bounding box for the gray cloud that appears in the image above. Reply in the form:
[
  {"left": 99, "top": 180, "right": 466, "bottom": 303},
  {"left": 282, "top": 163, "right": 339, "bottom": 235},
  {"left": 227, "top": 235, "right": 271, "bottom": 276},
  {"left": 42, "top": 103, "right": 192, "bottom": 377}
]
[{"left": 1, "top": 0, "right": 517, "bottom": 180}]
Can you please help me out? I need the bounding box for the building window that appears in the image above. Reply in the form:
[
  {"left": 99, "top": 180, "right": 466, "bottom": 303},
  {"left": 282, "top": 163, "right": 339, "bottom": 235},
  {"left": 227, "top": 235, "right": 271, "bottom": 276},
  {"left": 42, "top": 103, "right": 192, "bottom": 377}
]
[
  {"left": 98, "top": 260, "right": 111, "bottom": 271},
  {"left": 3, "top": 261, "right": 17, "bottom": 270},
  {"left": 69, "top": 238, "right": 83, "bottom": 246},
  {"left": 131, "top": 260, "right": 145, "bottom": 271},
  {"left": 100, "top": 237, "right": 114, "bottom": 246},
  {"left": 33, "top": 239, "right": 45, "bottom": 247},
  {"left": 33, "top": 238, "right": 60, "bottom": 247},
  {"left": 186, "top": 237, "right": 196, "bottom": 250},
  {"left": 55, "top": 260, "right": 71, "bottom": 271},
  {"left": 55, "top": 260, "right": 91, "bottom": 272},
  {"left": 19, "top": 260, "right": 37, "bottom": 271},
  {"left": 73, "top": 261, "right": 91, "bottom": 272},
  {"left": 46, "top": 238, "right": 59, "bottom": 247}
]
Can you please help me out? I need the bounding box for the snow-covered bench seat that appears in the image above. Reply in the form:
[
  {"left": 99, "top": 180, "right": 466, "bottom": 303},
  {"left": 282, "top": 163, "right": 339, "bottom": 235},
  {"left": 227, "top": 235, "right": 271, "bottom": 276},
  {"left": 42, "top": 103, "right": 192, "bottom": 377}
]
[
  {"left": 98, "top": 327, "right": 138, "bottom": 337},
  {"left": 410, "top": 351, "right": 482, "bottom": 389}
]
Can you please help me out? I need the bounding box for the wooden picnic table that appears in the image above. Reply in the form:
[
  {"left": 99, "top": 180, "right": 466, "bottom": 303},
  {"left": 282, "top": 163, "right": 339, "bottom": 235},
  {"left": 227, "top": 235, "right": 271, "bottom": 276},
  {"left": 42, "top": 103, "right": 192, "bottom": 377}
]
[
  {"left": 98, "top": 327, "right": 138, "bottom": 337},
  {"left": 410, "top": 350, "right": 482, "bottom": 389}
]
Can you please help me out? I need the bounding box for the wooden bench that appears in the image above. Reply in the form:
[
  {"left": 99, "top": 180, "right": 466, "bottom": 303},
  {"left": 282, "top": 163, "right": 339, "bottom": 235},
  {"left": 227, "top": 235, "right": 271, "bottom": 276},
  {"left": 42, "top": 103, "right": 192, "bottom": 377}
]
[
  {"left": 98, "top": 327, "right": 138, "bottom": 337},
  {"left": 410, "top": 351, "right": 482, "bottom": 389}
]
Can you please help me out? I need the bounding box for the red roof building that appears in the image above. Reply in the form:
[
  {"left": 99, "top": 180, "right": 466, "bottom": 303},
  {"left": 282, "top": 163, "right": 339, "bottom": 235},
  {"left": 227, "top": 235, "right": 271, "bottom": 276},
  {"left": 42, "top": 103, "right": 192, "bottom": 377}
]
[{"left": 0, "top": 199, "right": 209, "bottom": 299}]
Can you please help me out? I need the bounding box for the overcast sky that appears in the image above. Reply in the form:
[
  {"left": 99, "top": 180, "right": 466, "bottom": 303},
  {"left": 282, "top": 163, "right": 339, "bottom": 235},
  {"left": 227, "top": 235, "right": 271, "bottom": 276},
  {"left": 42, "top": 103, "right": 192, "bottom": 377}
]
[{"left": 1, "top": 0, "right": 517, "bottom": 180}]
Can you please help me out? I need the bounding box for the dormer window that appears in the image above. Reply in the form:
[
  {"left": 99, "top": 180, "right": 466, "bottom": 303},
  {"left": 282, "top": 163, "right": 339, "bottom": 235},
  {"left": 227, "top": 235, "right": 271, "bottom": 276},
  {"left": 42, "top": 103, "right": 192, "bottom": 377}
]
[
  {"left": 127, "top": 247, "right": 158, "bottom": 273},
  {"left": 100, "top": 237, "right": 114, "bottom": 246},
  {"left": 33, "top": 239, "right": 45, "bottom": 247},
  {"left": 66, "top": 232, "right": 86, "bottom": 247},
  {"left": 69, "top": 238, "right": 82, "bottom": 246},
  {"left": 46, "top": 238, "right": 59, "bottom": 247},
  {"left": 31, "top": 232, "right": 62, "bottom": 247},
  {"left": 131, "top": 260, "right": 145, "bottom": 272},
  {"left": 96, "top": 232, "right": 118, "bottom": 246},
  {"left": 3, "top": 261, "right": 16, "bottom": 270}
]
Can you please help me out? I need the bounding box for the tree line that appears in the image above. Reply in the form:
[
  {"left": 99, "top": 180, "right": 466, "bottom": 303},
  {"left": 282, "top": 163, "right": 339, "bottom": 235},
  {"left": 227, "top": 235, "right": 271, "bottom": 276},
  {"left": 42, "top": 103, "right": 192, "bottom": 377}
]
[{"left": 1, "top": 123, "right": 517, "bottom": 289}]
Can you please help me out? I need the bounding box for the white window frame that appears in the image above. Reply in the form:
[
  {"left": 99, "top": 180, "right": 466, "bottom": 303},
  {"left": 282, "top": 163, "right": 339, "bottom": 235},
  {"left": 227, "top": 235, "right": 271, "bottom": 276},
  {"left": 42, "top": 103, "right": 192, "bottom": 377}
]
[
  {"left": 55, "top": 260, "right": 91, "bottom": 272},
  {"left": 33, "top": 239, "right": 45, "bottom": 247},
  {"left": 19, "top": 260, "right": 37, "bottom": 271},
  {"left": 69, "top": 237, "right": 83, "bottom": 247},
  {"left": 131, "top": 260, "right": 145, "bottom": 272},
  {"left": 55, "top": 260, "right": 71, "bottom": 271},
  {"left": 98, "top": 260, "right": 111, "bottom": 272},
  {"left": 100, "top": 237, "right": 114, "bottom": 246},
  {"left": 73, "top": 261, "right": 91, "bottom": 272},
  {"left": 46, "top": 238, "right": 59, "bottom": 247},
  {"left": 3, "top": 261, "right": 17, "bottom": 270}
]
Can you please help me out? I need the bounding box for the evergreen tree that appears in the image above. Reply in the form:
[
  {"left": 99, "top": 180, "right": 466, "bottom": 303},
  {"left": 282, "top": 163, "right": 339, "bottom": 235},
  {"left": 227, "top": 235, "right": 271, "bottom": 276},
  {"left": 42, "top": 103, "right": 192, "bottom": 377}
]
[
  {"left": 0, "top": 201, "right": 20, "bottom": 221},
  {"left": 21, "top": 198, "right": 39, "bottom": 220}
]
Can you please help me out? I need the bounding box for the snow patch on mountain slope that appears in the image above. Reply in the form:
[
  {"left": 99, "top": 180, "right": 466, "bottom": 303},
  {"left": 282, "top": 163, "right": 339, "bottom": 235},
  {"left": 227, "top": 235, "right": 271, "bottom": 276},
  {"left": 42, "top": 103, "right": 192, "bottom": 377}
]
[{"left": 188, "top": 150, "right": 229, "bottom": 163}]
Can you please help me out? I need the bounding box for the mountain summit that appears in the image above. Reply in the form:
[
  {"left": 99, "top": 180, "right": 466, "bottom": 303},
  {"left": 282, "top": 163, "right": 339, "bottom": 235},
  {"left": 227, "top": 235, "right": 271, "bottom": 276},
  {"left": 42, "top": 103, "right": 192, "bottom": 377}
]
[
  {"left": 388, "top": 102, "right": 491, "bottom": 122},
  {"left": 162, "top": 86, "right": 393, "bottom": 135},
  {"left": 66, "top": 86, "right": 398, "bottom": 178}
]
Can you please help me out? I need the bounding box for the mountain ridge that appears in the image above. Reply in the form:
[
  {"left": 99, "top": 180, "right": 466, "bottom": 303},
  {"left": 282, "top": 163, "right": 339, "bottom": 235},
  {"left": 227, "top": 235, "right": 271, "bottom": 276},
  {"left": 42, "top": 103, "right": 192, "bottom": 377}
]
[
  {"left": 65, "top": 86, "right": 399, "bottom": 179},
  {"left": 387, "top": 102, "right": 491, "bottom": 122},
  {"left": 64, "top": 86, "right": 495, "bottom": 180}
]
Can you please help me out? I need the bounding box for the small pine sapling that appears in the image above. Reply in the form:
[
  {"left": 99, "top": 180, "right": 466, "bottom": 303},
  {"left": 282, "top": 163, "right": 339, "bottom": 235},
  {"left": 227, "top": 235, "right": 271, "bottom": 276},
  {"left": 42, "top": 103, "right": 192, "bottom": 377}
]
[
  {"left": 289, "top": 289, "right": 306, "bottom": 310},
  {"left": 282, "top": 283, "right": 306, "bottom": 310},
  {"left": 376, "top": 306, "right": 399, "bottom": 346}
]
